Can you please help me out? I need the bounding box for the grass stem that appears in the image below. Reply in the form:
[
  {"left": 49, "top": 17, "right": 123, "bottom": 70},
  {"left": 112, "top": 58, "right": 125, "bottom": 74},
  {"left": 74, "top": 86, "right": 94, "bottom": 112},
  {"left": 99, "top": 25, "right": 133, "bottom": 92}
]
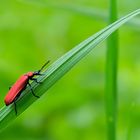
[{"left": 106, "top": 0, "right": 118, "bottom": 139}]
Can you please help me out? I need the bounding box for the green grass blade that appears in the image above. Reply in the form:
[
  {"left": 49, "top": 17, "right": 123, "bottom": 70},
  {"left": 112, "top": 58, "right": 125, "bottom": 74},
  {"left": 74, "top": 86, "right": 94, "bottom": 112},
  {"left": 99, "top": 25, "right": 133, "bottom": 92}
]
[
  {"left": 0, "top": 9, "right": 140, "bottom": 131},
  {"left": 106, "top": 0, "right": 118, "bottom": 139}
]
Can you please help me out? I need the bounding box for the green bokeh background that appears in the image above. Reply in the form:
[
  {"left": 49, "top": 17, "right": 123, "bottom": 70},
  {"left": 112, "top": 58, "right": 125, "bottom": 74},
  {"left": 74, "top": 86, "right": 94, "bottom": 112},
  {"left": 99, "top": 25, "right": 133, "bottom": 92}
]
[{"left": 0, "top": 0, "right": 140, "bottom": 140}]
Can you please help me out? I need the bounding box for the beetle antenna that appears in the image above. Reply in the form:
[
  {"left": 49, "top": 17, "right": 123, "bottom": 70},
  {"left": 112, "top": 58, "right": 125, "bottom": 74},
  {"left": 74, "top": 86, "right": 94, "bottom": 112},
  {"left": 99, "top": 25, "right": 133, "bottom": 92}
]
[{"left": 38, "top": 60, "right": 50, "bottom": 73}]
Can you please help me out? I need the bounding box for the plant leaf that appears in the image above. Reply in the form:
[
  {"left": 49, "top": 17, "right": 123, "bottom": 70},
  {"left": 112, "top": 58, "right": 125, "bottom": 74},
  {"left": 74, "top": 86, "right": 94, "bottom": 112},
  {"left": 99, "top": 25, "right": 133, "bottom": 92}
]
[{"left": 0, "top": 9, "right": 140, "bottom": 131}]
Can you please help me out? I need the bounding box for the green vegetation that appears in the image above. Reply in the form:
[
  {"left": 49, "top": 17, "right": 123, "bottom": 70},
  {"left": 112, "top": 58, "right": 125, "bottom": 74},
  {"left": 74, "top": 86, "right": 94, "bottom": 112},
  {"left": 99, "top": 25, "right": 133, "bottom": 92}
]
[
  {"left": 106, "top": 0, "right": 118, "bottom": 139},
  {"left": 0, "top": 1, "right": 140, "bottom": 140}
]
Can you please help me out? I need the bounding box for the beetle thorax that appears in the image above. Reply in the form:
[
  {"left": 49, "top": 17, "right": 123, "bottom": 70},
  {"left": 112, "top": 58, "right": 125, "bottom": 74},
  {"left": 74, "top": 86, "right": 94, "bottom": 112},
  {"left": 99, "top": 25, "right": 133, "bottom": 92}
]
[{"left": 26, "top": 72, "right": 34, "bottom": 77}]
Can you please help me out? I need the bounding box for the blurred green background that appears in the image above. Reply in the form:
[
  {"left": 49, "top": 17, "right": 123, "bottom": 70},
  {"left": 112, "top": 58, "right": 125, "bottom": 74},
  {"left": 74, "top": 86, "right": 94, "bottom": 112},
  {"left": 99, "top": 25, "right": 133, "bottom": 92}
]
[{"left": 0, "top": 0, "right": 140, "bottom": 140}]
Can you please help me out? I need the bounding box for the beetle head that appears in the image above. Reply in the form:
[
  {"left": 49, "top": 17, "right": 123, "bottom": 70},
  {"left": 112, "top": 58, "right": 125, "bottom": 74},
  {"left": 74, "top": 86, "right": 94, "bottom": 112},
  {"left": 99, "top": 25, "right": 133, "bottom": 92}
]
[{"left": 33, "top": 71, "right": 41, "bottom": 75}]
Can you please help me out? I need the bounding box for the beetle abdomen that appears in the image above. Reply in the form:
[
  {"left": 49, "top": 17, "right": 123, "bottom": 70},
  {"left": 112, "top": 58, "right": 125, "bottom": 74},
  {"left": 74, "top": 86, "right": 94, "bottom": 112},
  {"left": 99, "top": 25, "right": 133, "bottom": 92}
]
[{"left": 4, "top": 75, "right": 29, "bottom": 105}]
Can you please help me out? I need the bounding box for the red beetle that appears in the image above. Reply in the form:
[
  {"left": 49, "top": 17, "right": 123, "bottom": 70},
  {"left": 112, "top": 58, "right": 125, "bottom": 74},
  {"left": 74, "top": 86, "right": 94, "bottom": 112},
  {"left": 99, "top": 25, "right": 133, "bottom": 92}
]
[{"left": 4, "top": 61, "right": 50, "bottom": 114}]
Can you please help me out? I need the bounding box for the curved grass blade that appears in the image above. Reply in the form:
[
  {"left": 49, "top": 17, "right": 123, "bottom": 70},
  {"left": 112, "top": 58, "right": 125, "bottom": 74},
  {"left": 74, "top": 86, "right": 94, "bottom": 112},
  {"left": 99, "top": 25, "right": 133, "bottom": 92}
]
[{"left": 0, "top": 9, "right": 140, "bottom": 131}]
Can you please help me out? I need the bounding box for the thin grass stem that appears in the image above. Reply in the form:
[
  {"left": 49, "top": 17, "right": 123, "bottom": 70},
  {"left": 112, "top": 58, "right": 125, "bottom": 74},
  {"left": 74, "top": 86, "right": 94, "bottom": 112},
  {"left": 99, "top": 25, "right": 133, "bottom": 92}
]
[{"left": 106, "top": 0, "right": 118, "bottom": 139}]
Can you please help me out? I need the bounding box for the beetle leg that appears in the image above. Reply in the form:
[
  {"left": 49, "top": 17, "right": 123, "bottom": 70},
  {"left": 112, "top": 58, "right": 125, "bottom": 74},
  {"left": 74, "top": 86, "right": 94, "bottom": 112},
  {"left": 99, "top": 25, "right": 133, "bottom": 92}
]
[
  {"left": 30, "top": 78, "right": 42, "bottom": 84},
  {"left": 12, "top": 92, "right": 22, "bottom": 115},
  {"left": 28, "top": 82, "right": 40, "bottom": 98},
  {"left": 9, "top": 85, "right": 14, "bottom": 90},
  {"left": 13, "top": 101, "right": 17, "bottom": 115}
]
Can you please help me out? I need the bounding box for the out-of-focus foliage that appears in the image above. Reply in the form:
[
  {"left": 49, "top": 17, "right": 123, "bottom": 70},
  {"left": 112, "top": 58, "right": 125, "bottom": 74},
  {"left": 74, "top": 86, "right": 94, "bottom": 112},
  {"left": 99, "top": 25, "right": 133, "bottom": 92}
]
[{"left": 0, "top": 0, "right": 140, "bottom": 140}]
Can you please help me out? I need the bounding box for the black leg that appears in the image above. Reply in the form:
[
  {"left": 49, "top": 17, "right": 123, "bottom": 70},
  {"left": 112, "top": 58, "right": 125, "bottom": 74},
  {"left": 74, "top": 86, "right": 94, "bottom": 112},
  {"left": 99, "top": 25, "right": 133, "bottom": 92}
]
[
  {"left": 13, "top": 101, "right": 17, "bottom": 115},
  {"left": 28, "top": 82, "right": 40, "bottom": 98},
  {"left": 12, "top": 92, "right": 22, "bottom": 115},
  {"left": 30, "top": 78, "right": 42, "bottom": 84}
]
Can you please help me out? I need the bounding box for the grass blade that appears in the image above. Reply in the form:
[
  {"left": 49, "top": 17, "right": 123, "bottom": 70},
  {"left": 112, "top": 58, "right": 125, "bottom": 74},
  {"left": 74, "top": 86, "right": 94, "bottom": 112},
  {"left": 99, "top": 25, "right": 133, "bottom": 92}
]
[
  {"left": 106, "top": 0, "right": 118, "bottom": 139},
  {"left": 0, "top": 9, "right": 140, "bottom": 131}
]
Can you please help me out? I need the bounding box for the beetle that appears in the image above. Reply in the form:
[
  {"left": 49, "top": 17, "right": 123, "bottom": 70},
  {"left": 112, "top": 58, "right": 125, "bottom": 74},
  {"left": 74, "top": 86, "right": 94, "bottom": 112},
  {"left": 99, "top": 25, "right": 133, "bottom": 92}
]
[{"left": 4, "top": 60, "right": 50, "bottom": 115}]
